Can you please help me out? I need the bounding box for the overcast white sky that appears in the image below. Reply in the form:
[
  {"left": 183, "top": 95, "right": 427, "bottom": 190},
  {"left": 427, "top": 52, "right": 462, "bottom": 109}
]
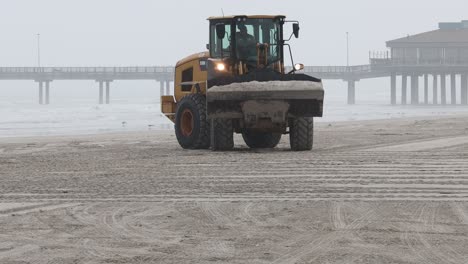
[{"left": 1, "top": 0, "right": 467, "bottom": 67}]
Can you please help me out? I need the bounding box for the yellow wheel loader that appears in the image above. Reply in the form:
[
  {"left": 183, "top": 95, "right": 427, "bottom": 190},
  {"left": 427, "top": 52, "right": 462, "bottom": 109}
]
[{"left": 161, "top": 15, "right": 324, "bottom": 151}]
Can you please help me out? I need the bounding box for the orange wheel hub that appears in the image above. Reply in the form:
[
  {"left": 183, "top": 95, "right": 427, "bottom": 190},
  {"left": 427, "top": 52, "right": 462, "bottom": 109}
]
[{"left": 180, "top": 109, "right": 194, "bottom": 137}]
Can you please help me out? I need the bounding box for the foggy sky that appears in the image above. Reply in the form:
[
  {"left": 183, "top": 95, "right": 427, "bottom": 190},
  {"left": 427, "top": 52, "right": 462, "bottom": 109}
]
[{"left": 1, "top": 0, "right": 467, "bottom": 67}]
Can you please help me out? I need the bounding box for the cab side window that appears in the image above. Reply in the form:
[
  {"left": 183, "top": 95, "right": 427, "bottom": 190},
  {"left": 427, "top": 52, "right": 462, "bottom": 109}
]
[
  {"left": 210, "top": 23, "right": 232, "bottom": 58},
  {"left": 181, "top": 67, "right": 193, "bottom": 92}
]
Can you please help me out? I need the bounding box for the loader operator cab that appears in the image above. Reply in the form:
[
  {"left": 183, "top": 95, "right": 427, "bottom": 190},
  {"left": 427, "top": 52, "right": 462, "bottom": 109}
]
[{"left": 209, "top": 16, "right": 291, "bottom": 73}]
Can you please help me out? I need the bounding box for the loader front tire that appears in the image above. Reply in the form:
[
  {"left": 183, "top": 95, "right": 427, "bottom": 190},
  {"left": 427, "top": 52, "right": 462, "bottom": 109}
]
[
  {"left": 289, "top": 117, "right": 314, "bottom": 151},
  {"left": 242, "top": 130, "right": 282, "bottom": 149},
  {"left": 174, "top": 94, "right": 210, "bottom": 149},
  {"left": 210, "top": 118, "right": 234, "bottom": 151}
]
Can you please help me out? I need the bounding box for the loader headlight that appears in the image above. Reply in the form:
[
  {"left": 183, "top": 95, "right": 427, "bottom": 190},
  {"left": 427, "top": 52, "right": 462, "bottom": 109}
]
[
  {"left": 215, "top": 63, "right": 226, "bottom": 71},
  {"left": 294, "top": 63, "right": 304, "bottom": 71}
]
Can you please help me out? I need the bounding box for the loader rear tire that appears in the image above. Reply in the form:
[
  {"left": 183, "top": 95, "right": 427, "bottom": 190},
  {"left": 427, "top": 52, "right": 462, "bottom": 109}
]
[
  {"left": 289, "top": 117, "right": 313, "bottom": 151},
  {"left": 174, "top": 94, "right": 210, "bottom": 149},
  {"left": 242, "top": 130, "right": 282, "bottom": 148},
  {"left": 210, "top": 119, "right": 234, "bottom": 151}
]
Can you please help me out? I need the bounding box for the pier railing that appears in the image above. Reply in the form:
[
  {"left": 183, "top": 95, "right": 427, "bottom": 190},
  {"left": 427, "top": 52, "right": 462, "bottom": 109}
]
[
  {"left": 0, "top": 66, "right": 174, "bottom": 74},
  {"left": 0, "top": 66, "right": 174, "bottom": 80}
]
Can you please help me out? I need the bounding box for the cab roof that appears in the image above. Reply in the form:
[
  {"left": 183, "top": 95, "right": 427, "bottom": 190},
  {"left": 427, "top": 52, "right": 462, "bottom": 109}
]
[{"left": 207, "top": 15, "right": 285, "bottom": 20}]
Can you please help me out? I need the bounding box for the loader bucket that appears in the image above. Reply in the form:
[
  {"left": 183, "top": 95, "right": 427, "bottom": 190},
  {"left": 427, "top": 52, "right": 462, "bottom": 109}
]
[{"left": 206, "top": 71, "right": 324, "bottom": 120}]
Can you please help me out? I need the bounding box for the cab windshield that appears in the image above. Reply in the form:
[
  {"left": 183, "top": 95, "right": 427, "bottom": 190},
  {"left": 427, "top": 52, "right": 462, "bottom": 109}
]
[
  {"left": 210, "top": 18, "right": 281, "bottom": 65},
  {"left": 235, "top": 18, "right": 280, "bottom": 65}
]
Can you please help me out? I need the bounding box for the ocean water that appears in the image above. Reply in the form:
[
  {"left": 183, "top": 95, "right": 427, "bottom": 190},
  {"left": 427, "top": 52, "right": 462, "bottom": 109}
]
[{"left": 1, "top": 78, "right": 468, "bottom": 138}]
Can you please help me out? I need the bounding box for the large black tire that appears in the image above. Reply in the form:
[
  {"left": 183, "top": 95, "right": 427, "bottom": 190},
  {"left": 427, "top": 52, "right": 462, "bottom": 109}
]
[
  {"left": 242, "top": 130, "right": 282, "bottom": 149},
  {"left": 289, "top": 117, "right": 314, "bottom": 151},
  {"left": 210, "top": 118, "right": 234, "bottom": 151},
  {"left": 174, "top": 94, "right": 210, "bottom": 149}
]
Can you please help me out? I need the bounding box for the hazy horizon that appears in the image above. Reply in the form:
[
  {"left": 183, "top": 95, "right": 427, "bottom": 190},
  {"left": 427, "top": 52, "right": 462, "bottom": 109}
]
[{"left": 1, "top": 0, "right": 467, "bottom": 67}]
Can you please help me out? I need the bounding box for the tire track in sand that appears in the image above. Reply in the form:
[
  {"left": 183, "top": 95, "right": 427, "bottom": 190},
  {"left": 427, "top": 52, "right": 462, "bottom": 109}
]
[
  {"left": 451, "top": 203, "right": 468, "bottom": 225},
  {"left": 272, "top": 204, "right": 378, "bottom": 264},
  {"left": 402, "top": 204, "right": 464, "bottom": 264}
]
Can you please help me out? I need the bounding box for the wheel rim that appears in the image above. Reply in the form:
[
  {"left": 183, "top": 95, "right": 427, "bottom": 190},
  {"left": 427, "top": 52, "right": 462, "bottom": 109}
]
[{"left": 180, "top": 109, "right": 194, "bottom": 137}]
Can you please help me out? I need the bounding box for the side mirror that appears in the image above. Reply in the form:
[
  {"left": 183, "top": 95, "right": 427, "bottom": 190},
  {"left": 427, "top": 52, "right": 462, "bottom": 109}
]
[
  {"left": 206, "top": 43, "right": 210, "bottom": 50},
  {"left": 293, "top": 23, "right": 300, "bottom": 38},
  {"left": 216, "top": 24, "right": 226, "bottom": 39}
]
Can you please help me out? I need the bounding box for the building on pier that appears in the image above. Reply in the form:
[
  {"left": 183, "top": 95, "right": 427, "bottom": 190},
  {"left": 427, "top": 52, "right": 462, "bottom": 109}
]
[{"left": 371, "top": 20, "right": 468, "bottom": 105}]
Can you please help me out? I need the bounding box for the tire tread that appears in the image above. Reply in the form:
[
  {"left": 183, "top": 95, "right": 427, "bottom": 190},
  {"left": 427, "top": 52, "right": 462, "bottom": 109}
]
[
  {"left": 289, "top": 117, "right": 313, "bottom": 151},
  {"left": 211, "top": 119, "right": 234, "bottom": 151}
]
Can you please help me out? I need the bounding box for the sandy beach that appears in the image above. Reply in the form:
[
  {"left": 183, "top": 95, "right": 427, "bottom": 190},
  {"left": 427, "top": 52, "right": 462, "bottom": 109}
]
[{"left": 1, "top": 115, "right": 468, "bottom": 263}]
